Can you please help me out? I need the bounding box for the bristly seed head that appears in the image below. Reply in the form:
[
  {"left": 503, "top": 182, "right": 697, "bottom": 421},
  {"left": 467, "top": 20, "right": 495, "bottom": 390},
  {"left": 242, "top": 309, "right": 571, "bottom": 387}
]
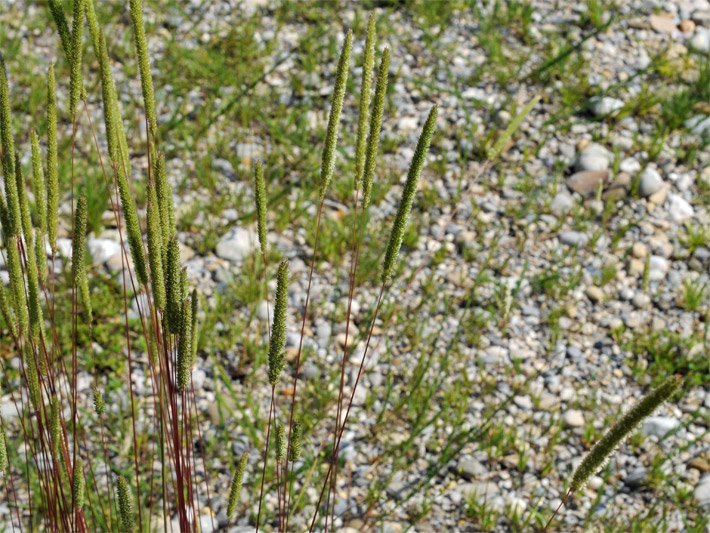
[
  {"left": 289, "top": 419, "right": 303, "bottom": 462},
  {"left": 318, "top": 30, "right": 352, "bottom": 202},
  {"left": 267, "top": 260, "right": 289, "bottom": 386},
  {"left": 381, "top": 105, "right": 437, "bottom": 284},
  {"left": 226, "top": 451, "right": 248, "bottom": 521},
  {"left": 569, "top": 375, "right": 683, "bottom": 493},
  {"left": 254, "top": 160, "right": 267, "bottom": 257},
  {"left": 116, "top": 475, "right": 134, "bottom": 533}
]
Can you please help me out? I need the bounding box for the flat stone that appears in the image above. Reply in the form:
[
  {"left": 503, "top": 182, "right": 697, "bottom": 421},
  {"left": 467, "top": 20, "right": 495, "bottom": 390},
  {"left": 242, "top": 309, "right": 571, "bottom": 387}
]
[
  {"left": 88, "top": 238, "right": 121, "bottom": 265},
  {"left": 575, "top": 143, "right": 611, "bottom": 172},
  {"left": 650, "top": 13, "right": 678, "bottom": 33},
  {"left": 215, "top": 227, "right": 258, "bottom": 264},
  {"left": 642, "top": 415, "right": 680, "bottom": 437},
  {"left": 457, "top": 457, "right": 488, "bottom": 480},
  {"left": 566, "top": 170, "right": 609, "bottom": 196},
  {"left": 559, "top": 231, "right": 589, "bottom": 247},
  {"left": 564, "top": 409, "right": 585, "bottom": 427},
  {"left": 589, "top": 96, "right": 624, "bottom": 117}
]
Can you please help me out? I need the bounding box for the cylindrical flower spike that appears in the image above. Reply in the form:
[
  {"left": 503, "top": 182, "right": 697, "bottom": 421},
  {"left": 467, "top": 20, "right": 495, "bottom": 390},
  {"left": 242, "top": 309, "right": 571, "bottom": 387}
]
[
  {"left": 146, "top": 181, "right": 166, "bottom": 310},
  {"left": 267, "top": 260, "right": 289, "bottom": 386},
  {"left": 288, "top": 419, "right": 302, "bottom": 462},
  {"left": 177, "top": 296, "right": 193, "bottom": 391},
  {"left": 355, "top": 13, "right": 377, "bottom": 190},
  {"left": 46, "top": 64, "right": 59, "bottom": 254},
  {"left": 165, "top": 236, "right": 182, "bottom": 333},
  {"left": 569, "top": 375, "right": 683, "bottom": 493},
  {"left": 275, "top": 424, "right": 286, "bottom": 463},
  {"left": 254, "top": 160, "right": 267, "bottom": 257},
  {"left": 129, "top": 0, "right": 158, "bottom": 139},
  {"left": 73, "top": 195, "right": 92, "bottom": 324},
  {"left": 361, "top": 47, "right": 390, "bottom": 210},
  {"left": 381, "top": 105, "right": 437, "bottom": 283},
  {"left": 116, "top": 476, "right": 134, "bottom": 533},
  {"left": 30, "top": 130, "right": 46, "bottom": 233},
  {"left": 226, "top": 451, "right": 248, "bottom": 521},
  {"left": 69, "top": 0, "right": 86, "bottom": 121},
  {"left": 73, "top": 459, "right": 85, "bottom": 509},
  {"left": 318, "top": 30, "right": 352, "bottom": 202}
]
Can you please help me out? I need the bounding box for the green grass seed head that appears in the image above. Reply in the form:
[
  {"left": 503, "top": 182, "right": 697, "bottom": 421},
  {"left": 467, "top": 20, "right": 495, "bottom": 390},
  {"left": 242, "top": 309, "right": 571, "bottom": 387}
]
[
  {"left": 116, "top": 475, "right": 134, "bottom": 533},
  {"left": 30, "top": 130, "right": 47, "bottom": 233},
  {"left": 69, "top": 0, "right": 86, "bottom": 120},
  {"left": 318, "top": 30, "right": 352, "bottom": 202},
  {"left": 382, "top": 104, "right": 437, "bottom": 284},
  {"left": 46, "top": 64, "right": 59, "bottom": 254},
  {"left": 268, "top": 260, "right": 289, "bottom": 386},
  {"left": 254, "top": 160, "right": 267, "bottom": 256},
  {"left": 0, "top": 425, "right": 7, "bottom": 473},
  {"left": 190, "top": 288, "right": 198, "bottom": 364},
  {"left": 15, "top": 154, "right": 44, "bottom": 339},
  {"left": 275, "top": 423, "right": 286, "bottom": 463},
  {"left": 92, "top": 385, "right": 105, "bottom": 416},
  {"left": 177, "top": 296, "right": 193, "bottom": 391},
  {"left": 165, "top": 236, "right": 182, "bottom": 333},
  {"left": 73, "top": 195, "right": 93, "bottom": 324},
  {"left": 569, "top": 374, "right": 683, "bottom": 493},
  {"left": 146, "top": 181, "right": 166, "bottom": 310},
  {"left": 361, "top": 47, "right": 390, "bottom": 210},
  {"left": 73, "top": 459, "right": 85, "bottom": 509},
  {"left": 0, "top": 55, "right": 20, "bottom": 238},
  {"left": 226, "top": 451, "right": 248, "bottom": 521},
  {"left": 0, "top": 285, "right": 15, "bottom": 335},
  {"left": 25, "top": 347, "right": 41, "bottom": 410},
  {"left": 48, "top": 0, "right": 71, "bottom": 59},
  {"left": 35, "top": 230, "right": 48, "bottom": 286},
  {"left": 50, "top": 398, "right": 61, "bottom": 453},
  {"left": 288, "top": 419, "right": 303, "bottom": 462},
  {"left": 355, "top": 13, "right": 377, "bottom": 189},
  {"left": 129, "top": 0, "right": 158, "bottom": 139}
]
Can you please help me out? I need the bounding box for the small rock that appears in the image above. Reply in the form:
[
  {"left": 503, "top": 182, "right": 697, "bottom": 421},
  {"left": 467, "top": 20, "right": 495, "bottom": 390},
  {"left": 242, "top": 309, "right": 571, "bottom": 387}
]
[
  {"left": 461, "top": 481, "right": 499, "bottom": 501},
  {"left": 686, "top": 115, "right": 710, "bottom": 136},
  {"left": 695, "top": 475, "right": 710, "bottom": 510},
  {"left": 619, "top": 157, "right": 641, "bottom": 174},
  {"left": 589, "top": 96, "right": 624, "bottom": 117},
  {"left": 642, "top": 415, "right": 680, "bottom": 437},
  {"left": 566, "top": 170, "right": 609, "bottom": 196},
  {"left": 689, "top": 29, "right": 710, "bottom": 53},
  {"left": 650, "top": 13, "right": 678, "bottom": 34},
  {"left": 585, "top": 286, "right": 604, "bottom": 303},
  {"left": 457, "top": 457, "right": 488, "bottom": 480},
  {"left": 603, "top": 173, "right": 631, "bottom": 200},
  {"left": 551, "top": 190, "right": 575, "bottom": 215},
  {"left": 679, "top": 19, "right": 695, "bottom": 33},
  {"left": 649, "top": 255, "right": 670, "bottom": 281},
  {"left": 632, "top": 242, "right": 648, "bottom": 258},
  {"left": 559, "top": 231, "right": 589, "bottom": 247},
  {"left": 632, "top": 293, "right": 651, "bottom": 308},
  {"left": 88, "top": 238, "right": 121, "bottom": 265},
  {"left": 575, "top": 143, "right": 611, "bottom": 172},
  {"left": 639, "top": 167, "right": 663, "bottom": 197},
  {"left": 667, "top": 194, "right": 694, "bottom": 222},
  {"left": 215, "top": 227, "right": 258, "bottom": 264},
  {"left": 564, "top": 410, "right": 585, "bottom": 427},
  {"left": 625, "top": 468, "right": 648, "bottom": 489}
]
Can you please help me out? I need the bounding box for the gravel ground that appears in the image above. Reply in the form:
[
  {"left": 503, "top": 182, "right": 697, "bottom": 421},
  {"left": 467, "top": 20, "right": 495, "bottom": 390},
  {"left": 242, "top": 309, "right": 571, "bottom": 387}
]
[{"left": 0, "top": 0, "right": 708, "bottom": 531}]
